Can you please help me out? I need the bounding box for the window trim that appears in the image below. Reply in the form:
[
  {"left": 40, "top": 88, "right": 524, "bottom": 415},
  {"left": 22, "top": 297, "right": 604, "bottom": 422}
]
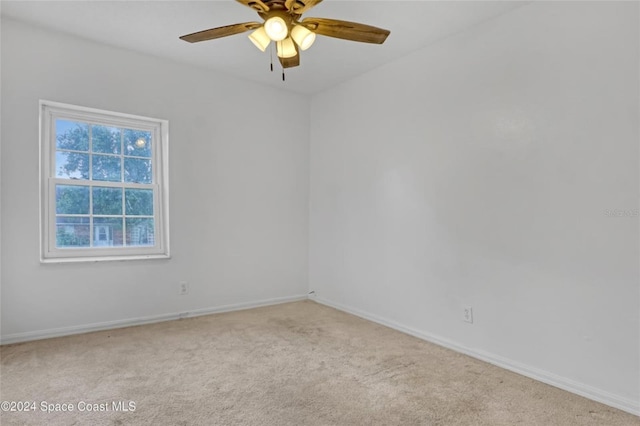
[{"left": 39, "top": 100, "right": 170, "bottom": 263}]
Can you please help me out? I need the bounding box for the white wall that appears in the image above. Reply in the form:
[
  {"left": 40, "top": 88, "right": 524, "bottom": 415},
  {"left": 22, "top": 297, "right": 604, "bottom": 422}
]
[
  {"left": 1, "top": 18, "right": 310, "bottom": 340},
  {"left": 309, "top": 1, "right": 639, "bottom": 414}
]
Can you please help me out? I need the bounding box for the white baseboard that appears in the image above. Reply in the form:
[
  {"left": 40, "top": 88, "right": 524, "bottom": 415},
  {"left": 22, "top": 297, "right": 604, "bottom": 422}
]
[
  {"left": 0, "top": 294, "right": 308, "bottom": 345},
  {"left": 313, "top": 296, "right": 640, "bottom": 417}
]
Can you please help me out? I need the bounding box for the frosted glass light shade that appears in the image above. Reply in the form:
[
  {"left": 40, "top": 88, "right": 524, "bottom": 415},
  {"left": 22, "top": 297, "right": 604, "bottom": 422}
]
[
  {"left": 276, "top": 38, "right": 297, "bottom": 58},
  {"left": 291, "top": 25, "right": 316, "bottom": 51},
  {"left": 264, "top": 16, "right": 288, "bottom": 41},
  {"left": 248, "top": 27, "right": 270, "bottom": 51}
]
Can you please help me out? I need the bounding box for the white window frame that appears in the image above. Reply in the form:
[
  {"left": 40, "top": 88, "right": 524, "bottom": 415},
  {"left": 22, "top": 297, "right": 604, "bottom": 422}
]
[{"left": 39, "top": 100, "right": 170, "bottom": 263}]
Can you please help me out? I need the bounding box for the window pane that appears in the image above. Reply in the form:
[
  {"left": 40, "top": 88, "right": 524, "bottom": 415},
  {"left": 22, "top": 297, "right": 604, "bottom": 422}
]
[
  {"left": 94, "top": 217, "right": 123, "bottom": 247},
  {"left": 56, "top": 185, "right": 90, "bottom": 214},
  {"left": 92, "top": 125, "right": 121, "bottom": 154},
  {"left": 124, "top": 158, "right": 152, "bottom": 184},
  {"left": 92, "top": 187, "right": 122, "bottom": 215},
  {"left": 125, "top": 189, "right": 153, "bottom": 216},
  {"left": 126, "top": 218, "right": 154, "bottom": 247},
  {"left": 56, "top": 119, "right": 89, "bottom": 151},
  {"left": 43, "top": 102, "right": 168, "bottom": 260},
  {"left": 56, "top": 151, "right": 89, "bottom": 179},
  {"left": 92, "top": 154, "right": 121, "bottom": 182},
  {"left": 56, "top": 216, "right": 90, "bottom": 248},
  {"left": 124, "top": 129, "right": 152, "bottom": 158}
]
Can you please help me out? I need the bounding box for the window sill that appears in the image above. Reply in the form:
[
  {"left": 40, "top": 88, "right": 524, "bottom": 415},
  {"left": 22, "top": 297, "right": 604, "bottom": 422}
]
[{"left": 40, "top": 253, "right": 171, "bottom": 264}]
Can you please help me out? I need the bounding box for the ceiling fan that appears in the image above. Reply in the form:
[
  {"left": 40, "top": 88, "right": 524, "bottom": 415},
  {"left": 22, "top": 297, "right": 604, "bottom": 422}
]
[{"left": 179, "top": 0, "right": 390, "bottom": 71}]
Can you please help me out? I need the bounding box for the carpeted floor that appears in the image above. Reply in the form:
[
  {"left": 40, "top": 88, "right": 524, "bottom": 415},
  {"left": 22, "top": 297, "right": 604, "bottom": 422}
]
[{"left": 0, "top": 300, "right": 637, "bottom": 425}]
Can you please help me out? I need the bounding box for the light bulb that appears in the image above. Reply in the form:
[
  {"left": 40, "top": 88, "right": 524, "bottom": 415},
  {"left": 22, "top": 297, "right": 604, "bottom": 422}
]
[
  {"left": 276, "top": 38, "right": 297, "bottom": 58},
  {"left": 264, "top": 16, "right": 288, "bottom": 41},
  {"left": 135, "top": 138, "right": 146, "bottom": 148},
  {"left": 248, "top": 26, "right": 270, "bottom": 51},
  {"left": 291, "top": 25, "right": 316, "bottom": 51}
]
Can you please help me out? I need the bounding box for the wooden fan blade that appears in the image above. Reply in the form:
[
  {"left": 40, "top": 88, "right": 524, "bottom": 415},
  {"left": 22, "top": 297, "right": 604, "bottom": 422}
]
[
  {"left": 279, "top": 52, "right": 300, "bottom": 68},
  {"left": 302, "top": 17, "right": 390, "bottom": 44},
  {"left": 235, "top": 0, "right": 269, "bottom": 13},
  {"left": 180, "top": 22, "right": 262, "bottom": 43},
  {"left": 287, "top": 0, "right": 323, "bottom": 14}
]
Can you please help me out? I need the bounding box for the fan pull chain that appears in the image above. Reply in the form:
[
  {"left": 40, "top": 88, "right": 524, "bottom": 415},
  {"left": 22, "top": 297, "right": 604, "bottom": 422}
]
[
  {"left": 269, "top": 44, "right": 274, "bottom": 72},
  {"left": 282, "top": 62, "right": 286, "bottom": 81}
]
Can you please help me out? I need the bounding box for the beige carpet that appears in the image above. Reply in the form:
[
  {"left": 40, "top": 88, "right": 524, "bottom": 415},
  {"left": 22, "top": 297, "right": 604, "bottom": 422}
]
[{"left": 0, "top": 300, "right": 637, "bottom": 425}]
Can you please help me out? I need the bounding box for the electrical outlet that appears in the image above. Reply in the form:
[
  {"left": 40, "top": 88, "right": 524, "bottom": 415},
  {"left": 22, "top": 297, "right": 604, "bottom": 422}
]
[
  {"left": 179, "top": 281, "right": 189, "bottom": 296},
  {"left": 463, "top": 306, "right": 473, "bottom": 323}
]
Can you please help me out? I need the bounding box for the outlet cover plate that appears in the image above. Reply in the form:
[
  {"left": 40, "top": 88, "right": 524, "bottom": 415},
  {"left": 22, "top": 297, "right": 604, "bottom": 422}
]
[{"left": 463, "top": 306, "right": 473, "bottom": 323}]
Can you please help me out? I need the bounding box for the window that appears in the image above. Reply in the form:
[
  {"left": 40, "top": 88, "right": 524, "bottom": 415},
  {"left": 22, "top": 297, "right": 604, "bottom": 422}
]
[{"left": 40, "top": 101, "right": 169, "bottom": 262}]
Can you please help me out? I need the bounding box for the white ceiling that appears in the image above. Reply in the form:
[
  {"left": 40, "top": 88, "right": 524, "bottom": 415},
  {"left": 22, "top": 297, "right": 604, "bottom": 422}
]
[{"left": 1, "top": 1, "right": 529, "bottom": 95}]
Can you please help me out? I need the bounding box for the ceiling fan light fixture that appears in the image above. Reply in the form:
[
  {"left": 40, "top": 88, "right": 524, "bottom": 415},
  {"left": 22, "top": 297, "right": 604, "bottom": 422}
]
[
  {"left": 264, "top": 16, "right": 288, "bottom": 41},
  {"left": 248, "top": 26, "right": 270, "bottom": 51},
  {"left": 276, "top": 37, "right": 297, "bottom": 58},
  {"left": 291, "top": 25, "right": 316, "bottom": 51},
  {"left": 179, "top": 1, "right": 391, "bottom": 71}
]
